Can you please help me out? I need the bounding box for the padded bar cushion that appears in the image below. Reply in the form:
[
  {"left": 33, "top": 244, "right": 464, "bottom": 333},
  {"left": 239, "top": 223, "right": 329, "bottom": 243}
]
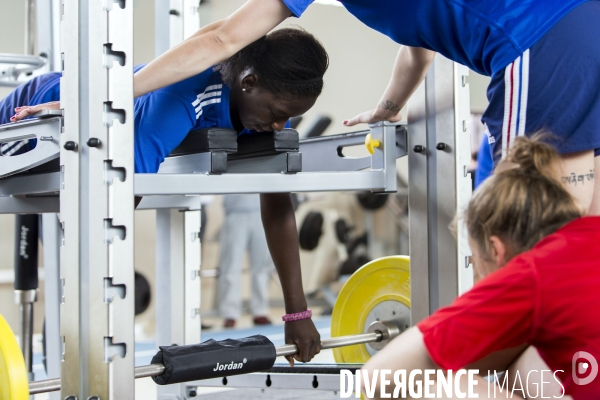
[
  {"left": 151, "top": 335, "right": 276, "bottom": 385},
  {"left": 169, "top": 128, "right": 238, "bottom": 157},
  {"left": 13, "top": 214, "right": 39, "bottom": 290},
  {"left": 233, "top": 129, "right": 299, "bottom": 158}
]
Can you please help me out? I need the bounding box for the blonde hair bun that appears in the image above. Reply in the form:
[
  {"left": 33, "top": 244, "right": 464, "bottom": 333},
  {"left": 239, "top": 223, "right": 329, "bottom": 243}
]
[
  {"left": 466, "top": 134, "right": 581, "bottom": 260},
  {"left": 503, "top": 134, "right": 561, "bottom": 182}
]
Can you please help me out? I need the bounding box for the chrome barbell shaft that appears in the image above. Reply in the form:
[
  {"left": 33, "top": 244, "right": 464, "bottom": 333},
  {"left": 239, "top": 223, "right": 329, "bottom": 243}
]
[
  {"left": 275, "top": 331, "right": 382, "bottom": 357},
  {"left": 29, "top": 329, "right": 388, "bottom": 394},
  {"left": 29, "top": 377, "right": 60, "bottom": 395},
  {"left": 29, "top": 364, "right": 168, "bottom": 394}
]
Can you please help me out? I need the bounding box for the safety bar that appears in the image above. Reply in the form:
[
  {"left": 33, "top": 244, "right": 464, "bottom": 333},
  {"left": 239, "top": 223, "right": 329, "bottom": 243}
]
[
  {"left": 0, "top": 53, "right": 46, "bottom": 67},
  {"left": 0, "top": 53, "right": 47, "bottom": 87},
  {"left": 0, "top": 117, "right": 61, "bottom": 178},
  {"left": 0, "top": 120, "right": 404, "bottom": 201}
]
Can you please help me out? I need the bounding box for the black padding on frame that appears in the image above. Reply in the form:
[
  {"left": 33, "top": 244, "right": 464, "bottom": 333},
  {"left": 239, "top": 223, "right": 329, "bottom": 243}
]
[
  {"left": 14, "top": 214, "right": 39, "bottom": 290},
  {"left": 169, "top": 128, "right": 238, "bottom": 157},
  {"left": 233, "top": 129, "right": 299, "bottom": 158},
  {"left": 151, "top": 335, "right": 276, "bottom": 385},
  {"left": 267, "top": 363, "right": 364, "bottom": 374}
]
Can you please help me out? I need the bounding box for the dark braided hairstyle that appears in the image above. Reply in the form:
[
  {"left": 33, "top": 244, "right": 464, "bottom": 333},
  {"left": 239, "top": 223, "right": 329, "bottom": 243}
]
[{"left": 216, "top": 27, "right": 329, "bottom": 98}]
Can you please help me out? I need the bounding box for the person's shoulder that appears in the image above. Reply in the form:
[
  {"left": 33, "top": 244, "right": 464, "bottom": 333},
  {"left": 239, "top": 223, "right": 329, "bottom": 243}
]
[
  {"left": 558, "top": 216, "right": 600, "bottom": 234},
  {"left": 521, "top": 217, "right": 600, "bottom": 270},
  {"left": 161, "top": 67, "right": 224, "bottom": 98},
  {"left": 135, "top": 68, "right": 221, "bottom": 107},
  {"left": 533, "top": 217, "right": 600, "bottom": 253},
  {"left": 280, "top": 0, "right": 314, "bottom": 18},
  {"left": 186, "top": 67, "right": 224, "bottom": 86},
  {"left": 28, "top": 71, "right": 62, "bottom": 89}
]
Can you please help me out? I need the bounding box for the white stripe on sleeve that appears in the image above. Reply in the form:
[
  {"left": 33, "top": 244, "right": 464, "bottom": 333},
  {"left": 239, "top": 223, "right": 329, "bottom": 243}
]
[
  {"left": 517, "top": 49, "right": 530, "bottom": 137},
  {"left": 195, "top": 97, "right": 222, "bottom": 119},
  {"left": 508, "top": 56, "right": 521, "bottom": 151},
  {"left": 501, "top": 61, "right": 513, "bottom": 159},
  {"left": 192, "top": 89, "right": 223, "bottom": 107}
]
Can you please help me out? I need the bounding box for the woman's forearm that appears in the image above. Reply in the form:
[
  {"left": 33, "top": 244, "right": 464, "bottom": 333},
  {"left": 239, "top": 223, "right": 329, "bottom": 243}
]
[
  {"left": 374, "top": 46, "right": 435, "bottom": 118},
  {"left": 260, "top": 193, "right": 308, "bottom": 313},
  {"left": 133, "top": 0, "right": 291, "bottom": 97}
]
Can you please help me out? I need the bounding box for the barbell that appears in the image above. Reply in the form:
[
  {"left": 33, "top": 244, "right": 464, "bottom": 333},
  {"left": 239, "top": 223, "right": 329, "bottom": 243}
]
[{"left": 1, "top": 256, "right": 411, "bottom": 399}]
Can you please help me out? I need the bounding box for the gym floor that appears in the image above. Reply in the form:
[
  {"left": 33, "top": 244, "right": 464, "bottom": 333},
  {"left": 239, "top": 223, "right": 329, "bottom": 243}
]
[{"left": 32, "top": 316, "right": 343, "bottom": 399}]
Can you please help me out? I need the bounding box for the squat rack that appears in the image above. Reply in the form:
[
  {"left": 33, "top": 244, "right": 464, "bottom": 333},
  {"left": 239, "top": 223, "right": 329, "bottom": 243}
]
[{"left": 0, "top": 1, "right": 473, "bottom": 399}]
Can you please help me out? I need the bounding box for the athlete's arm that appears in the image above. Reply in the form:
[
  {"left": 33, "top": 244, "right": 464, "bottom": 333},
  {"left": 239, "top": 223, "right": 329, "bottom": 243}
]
[
  {"left": 360, "top": 329, "right": 527, "bottom": 400},
  {"left": 12, "top": 0, "right": 291, "bottom": 121},
  {"left": 345, "top": 46, "right": 435, "bottom": 126},
  {"left": 259, "top": 192, "right": 321, "bottom": 366},
  {"left": 11, "top": 101, "right": 60, "bottom": 122},
  {"left": 506, "top": 347, "right": 570, "bottom": 399},
  {"left": 360, "top": 327, "right": 437, "bottom": 399},
  {"left": 134, "top": 0, "right": 292, "bottom": 97}
]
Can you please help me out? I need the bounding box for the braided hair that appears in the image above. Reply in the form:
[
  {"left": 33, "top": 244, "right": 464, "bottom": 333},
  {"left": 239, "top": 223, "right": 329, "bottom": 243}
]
[{"left": 216, "top": 27, "right": 329, "bottom": 98}]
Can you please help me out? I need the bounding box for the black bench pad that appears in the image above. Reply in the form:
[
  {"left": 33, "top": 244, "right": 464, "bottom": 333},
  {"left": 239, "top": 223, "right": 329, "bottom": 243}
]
[
  {"left": 169, "top": 128, "right": 238, "bottom": 157},
  {"left": 232, "top": 129, "right": 299, "bottom": 159}
]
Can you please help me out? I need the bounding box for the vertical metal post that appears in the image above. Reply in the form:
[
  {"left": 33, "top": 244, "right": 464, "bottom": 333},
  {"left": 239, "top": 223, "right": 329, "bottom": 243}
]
[
  {"left": 181, "top": 0, "right": 201, "bottom": 42},
  {"left": 156, "top": 208, "right": 202, "bottom": 400},
  {"left": 407, "top": 55, "right": 473, "bottom": 324},
  {"left": 155, "top": 0, "right": 200, "bottom": 58},
  {"left": 42, "top": 213, "right": 62, "bottom": 400},
  {"left": 25, "top": 0, "right": 36, "bottom": 55},
  {"left": 183, "top": 210, "right": 202, "bottom": 344},
  {"left": 369, "top": 121, "right": 399, "bottom": 193},
  {"left": 154, "top": 4, "right": 201, "bottom": 398},
  {"left": 59, "top": 0, "right": 81, "bottom": 394},
  {"left": 13, "top": 214, "right": 39, "bottom": 386},
  {"left": 36, "top": 0, "right": 62, "bottom": 72},
  {"left": 408, "top": 74, "right": 431, "bottom": 324},
  {"left": 60, "top": 0, "right": 135, "bottom": 398},
  {"left": 154, "top": 0, "right": 170, "bottom": 57},
  {"left": 453, "top": 64, "right": 474, "bottom": 295}
]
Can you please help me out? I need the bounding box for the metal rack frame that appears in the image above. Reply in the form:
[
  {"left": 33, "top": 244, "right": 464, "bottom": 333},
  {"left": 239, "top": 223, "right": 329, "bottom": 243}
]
[
  {"left": 59, "top": 1, "right": 136, "bottom": 398},
  {"left": 0, "top": 1, "right": 473, "bottom": 398},
  {"left": 407, "top": 56, "right": 473, "bottom": 324}
]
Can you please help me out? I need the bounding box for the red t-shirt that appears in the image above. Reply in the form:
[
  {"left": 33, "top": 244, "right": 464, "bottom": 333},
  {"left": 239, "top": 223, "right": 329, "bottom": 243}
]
[{"left": 417, "top": 217, "right": 600, "bottom": 398}]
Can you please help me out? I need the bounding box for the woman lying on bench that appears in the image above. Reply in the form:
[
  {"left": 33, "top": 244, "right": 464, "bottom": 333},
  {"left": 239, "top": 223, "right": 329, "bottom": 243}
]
[
  {"left": 0, "top": 26, "right": 329, "bottom": 366},
  {"left": 361, "top": 136, "right": 600, "bottom": 399}
]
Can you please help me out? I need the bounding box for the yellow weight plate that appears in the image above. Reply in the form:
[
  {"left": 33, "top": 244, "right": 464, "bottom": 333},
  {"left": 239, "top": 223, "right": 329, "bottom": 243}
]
[
  {"left": 0, "top": 314, "right": 29, "bottom": 400},
  {"left": 331, "top": 256, "right": 410, "bottom": 363}
]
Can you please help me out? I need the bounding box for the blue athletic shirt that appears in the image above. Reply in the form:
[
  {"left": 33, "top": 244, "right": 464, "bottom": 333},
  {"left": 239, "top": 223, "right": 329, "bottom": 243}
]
[
  {"left": 283, "top": 0, "right": 593, "bottom": 76},
  {"left": 0, "top": 65, "right": 251, "bottom": 173},
  {"left": 0, "top": 73, "right": 61, "bottom": 130},
  {"left": 132, "top": 65, "right": 253, "bottom": 173}
]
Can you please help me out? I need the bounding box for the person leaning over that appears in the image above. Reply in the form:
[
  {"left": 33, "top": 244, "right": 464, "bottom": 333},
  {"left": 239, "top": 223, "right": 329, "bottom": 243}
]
[{"left": 362, "top": 136, "right": 600, "bottom": 399}]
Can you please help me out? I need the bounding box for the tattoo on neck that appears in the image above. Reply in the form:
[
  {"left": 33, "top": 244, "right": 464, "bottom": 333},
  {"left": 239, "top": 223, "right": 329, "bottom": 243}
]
[
  {"left": 562, "top": 169, "right": 594, "bottom": 186},
  {"left": 380, "top": 100, "right": 400, "bottom": 111}
]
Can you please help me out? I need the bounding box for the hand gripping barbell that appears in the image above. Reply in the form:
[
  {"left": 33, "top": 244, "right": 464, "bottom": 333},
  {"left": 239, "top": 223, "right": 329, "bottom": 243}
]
[
  {"left": 1, "top": 256, "right": 411, "bottom": 398},
  {"left": 1, "top": 317, "right": 401, "bottom": 397}
]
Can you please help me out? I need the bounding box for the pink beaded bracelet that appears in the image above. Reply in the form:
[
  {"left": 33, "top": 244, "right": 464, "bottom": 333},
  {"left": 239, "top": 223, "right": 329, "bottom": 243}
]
[{"left": 282, "top": 309, "right": 312, "bottom": 322}]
